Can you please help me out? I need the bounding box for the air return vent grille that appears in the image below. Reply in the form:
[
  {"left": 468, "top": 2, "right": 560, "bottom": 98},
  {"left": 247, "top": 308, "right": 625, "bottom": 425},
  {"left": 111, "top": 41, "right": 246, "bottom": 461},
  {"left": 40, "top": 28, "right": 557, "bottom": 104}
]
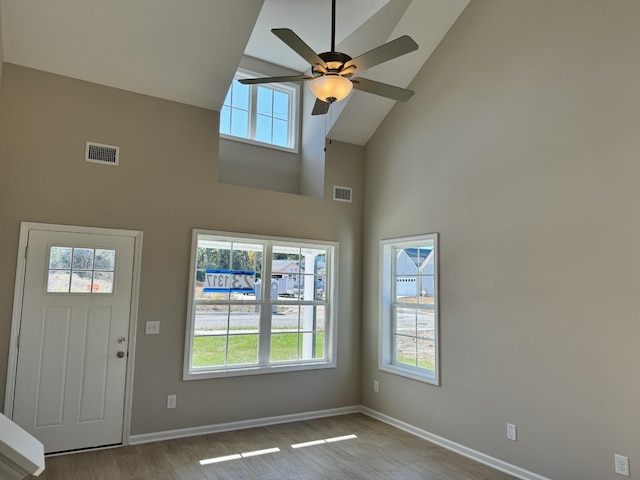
[
  {"left": 333, "top": 186, "right": 352, "bottom": 203},
  {"left": 85, "top": 142, "right": 119, "bottom": 166}
]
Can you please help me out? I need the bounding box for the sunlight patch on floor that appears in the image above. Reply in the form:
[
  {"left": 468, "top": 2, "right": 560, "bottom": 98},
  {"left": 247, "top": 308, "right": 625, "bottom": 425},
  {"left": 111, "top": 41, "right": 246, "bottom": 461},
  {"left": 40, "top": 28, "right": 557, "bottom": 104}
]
[
  {"left": 200, "top": 447, "right": 281, "bottom": 465},
  {"left": 199, "top": 433, "right": 358, "bottom": 465},
  {"left": 292, "top": 433, "right": 358, "bottom": 449}
]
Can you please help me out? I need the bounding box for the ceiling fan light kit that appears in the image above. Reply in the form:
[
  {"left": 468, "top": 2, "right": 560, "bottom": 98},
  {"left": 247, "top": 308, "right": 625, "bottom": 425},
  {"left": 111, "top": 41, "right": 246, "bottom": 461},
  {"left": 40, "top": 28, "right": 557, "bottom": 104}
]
[
  {"left": 239, "top": 0, "right": 418, "bottom": 115},
  {"left": 310, "top": 75, "right": 353, "bottom": 103}
]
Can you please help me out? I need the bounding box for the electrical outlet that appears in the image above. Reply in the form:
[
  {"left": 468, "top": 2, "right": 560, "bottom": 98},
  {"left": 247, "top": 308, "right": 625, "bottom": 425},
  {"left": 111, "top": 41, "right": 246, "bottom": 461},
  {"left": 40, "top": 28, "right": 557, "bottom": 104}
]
[
  {"left": 615, "top": 454, "right": 629, "bottom": 477},
  {"left": 507, "top": 423, "right": 517, "bottom": 441},
  {"left": 373, "top": 380, "right": 379, "bottom": 392},
  {"left": 167, "top": 395, "right": 176, "bottom": 409}
]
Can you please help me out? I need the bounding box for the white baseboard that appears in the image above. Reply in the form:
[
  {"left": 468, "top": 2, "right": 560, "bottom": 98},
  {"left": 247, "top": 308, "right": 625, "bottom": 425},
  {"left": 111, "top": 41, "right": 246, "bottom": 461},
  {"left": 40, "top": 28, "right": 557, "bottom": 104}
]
[
  {"left": 130, "top": 404, "right": 550, "bottom": 480},
  {"left": 129, "top": 405, "right": 360, "bottom": 445},
  {"left": 360, "top": 406, "right": 551, "bottom": 480}
]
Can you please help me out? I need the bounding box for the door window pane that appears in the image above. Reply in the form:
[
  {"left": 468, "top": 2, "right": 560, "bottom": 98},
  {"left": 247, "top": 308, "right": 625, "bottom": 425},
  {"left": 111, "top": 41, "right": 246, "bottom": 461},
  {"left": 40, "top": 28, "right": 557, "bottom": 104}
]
[
  {"left": 49, "top": 247, "right": 72, "bottom": 269},
  {"left": 95, "top": 249, "right": 115, "bottom": 270},
  {"left": 93, "top": 272, "right": 114, "bottom": 293},
  {"left": 47, "top": 270, "right": 71, "bottom": 293},
  {"left": 72, "top": 248, "right": 94, "bottom": 270},
  {"left": 70, "top": 271, "right": 93, "bottom": 292}
]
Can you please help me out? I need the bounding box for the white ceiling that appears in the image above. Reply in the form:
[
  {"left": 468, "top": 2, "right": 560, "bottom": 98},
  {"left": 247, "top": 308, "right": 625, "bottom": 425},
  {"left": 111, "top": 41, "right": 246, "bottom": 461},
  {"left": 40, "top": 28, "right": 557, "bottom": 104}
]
[{"left": 0, "top": 0, "right": 469, "bottom": 146}]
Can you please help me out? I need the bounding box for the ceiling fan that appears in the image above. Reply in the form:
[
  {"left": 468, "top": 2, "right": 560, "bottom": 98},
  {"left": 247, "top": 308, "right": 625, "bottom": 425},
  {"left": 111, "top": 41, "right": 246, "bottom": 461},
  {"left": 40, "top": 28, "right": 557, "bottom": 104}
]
[{"left": 239, "top": 0, "right": 419, "bottom": 115}]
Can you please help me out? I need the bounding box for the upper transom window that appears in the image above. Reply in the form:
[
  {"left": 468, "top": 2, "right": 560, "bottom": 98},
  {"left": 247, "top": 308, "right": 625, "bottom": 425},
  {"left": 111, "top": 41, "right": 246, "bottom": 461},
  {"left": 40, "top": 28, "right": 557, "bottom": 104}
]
[{"left": 220, "top": 71, "right": 299, "bottom": 152}]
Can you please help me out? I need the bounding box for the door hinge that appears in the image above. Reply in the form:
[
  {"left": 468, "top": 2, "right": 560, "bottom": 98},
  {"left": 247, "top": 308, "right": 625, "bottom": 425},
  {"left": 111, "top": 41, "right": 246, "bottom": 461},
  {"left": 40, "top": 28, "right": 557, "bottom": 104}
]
[{"left": 16, "top": 334, "right": 20, "bottom": 349}]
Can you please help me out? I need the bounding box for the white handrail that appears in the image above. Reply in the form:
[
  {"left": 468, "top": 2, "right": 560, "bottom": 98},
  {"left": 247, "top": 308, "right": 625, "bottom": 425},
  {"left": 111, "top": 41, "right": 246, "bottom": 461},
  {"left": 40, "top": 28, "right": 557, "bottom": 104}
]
[{"left": 0, "top": 413, "right": 45, "bottom": 478}]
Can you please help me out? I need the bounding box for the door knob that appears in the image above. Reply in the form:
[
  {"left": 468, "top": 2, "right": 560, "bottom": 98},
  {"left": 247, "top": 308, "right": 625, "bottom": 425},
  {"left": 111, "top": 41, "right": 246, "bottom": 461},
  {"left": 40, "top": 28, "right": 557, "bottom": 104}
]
[{"left": 117, "top": 351, "right": 126, "bottom": 358}]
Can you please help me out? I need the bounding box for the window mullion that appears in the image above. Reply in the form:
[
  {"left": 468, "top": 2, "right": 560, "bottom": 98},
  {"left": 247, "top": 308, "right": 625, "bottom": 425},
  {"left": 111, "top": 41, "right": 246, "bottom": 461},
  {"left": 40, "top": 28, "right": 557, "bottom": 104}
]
[
  {"left": 249, "top": 85, "right": 258, "bottom": 141},
  {"left": 258, "top": 243, "right": 273, "bottom": 364},
  {"left": 391, "top": 248, "right": 398, "bottom": 361},
  {"left": 291, "top": 88, "right": 297, "bottom": 149},
  {"left": 271, "top": 92, "right": 276, "bottom": 144}
]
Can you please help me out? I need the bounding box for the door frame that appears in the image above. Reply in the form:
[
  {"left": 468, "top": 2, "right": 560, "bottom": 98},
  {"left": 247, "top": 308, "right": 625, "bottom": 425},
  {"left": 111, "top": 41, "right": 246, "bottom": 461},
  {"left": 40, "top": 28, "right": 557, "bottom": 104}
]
[{"left": 4, "top": 222, "right": 143, "bottom": 448}]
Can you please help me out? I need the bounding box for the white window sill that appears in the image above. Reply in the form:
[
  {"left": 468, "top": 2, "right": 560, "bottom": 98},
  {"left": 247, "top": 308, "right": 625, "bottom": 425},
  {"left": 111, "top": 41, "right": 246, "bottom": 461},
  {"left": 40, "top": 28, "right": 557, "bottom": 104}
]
[
  {"left": 184, "top": 360, "right": 336, "bottom": 381},
  {"left": 380, "top": 364, "right": 439, "bottom": 386},
  {"left": 220, "top": 133, "right": 298, "bottom": 154}
]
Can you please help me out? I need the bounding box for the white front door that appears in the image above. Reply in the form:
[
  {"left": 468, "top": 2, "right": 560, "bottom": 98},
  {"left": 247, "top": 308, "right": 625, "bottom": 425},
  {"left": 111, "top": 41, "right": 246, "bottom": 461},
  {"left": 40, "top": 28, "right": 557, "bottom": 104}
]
[{"left": 11, "top": 228, "right": 136, "bottom": 454}]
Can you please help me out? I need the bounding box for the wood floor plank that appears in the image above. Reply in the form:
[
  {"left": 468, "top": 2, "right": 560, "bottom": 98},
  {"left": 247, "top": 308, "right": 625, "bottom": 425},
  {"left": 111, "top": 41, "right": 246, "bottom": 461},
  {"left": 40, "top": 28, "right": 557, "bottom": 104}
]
[
  {"left": 27, "top": 414, "right": 518, "bottom": 480},
  {"left": 88, "top": 448, "right": 122, "bottom": 480},
  {"left": 36, "top": 454, "right": 67, "bottom": 480},
  {"left": 65, "top": 450, "right": 95, "bottom": 480}
]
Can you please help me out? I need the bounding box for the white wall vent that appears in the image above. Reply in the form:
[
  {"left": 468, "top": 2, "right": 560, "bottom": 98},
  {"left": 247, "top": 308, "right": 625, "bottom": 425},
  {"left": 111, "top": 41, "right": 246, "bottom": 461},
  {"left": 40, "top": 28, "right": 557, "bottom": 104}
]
[
  {"left": 333, "top": 185, "right": 352, "bottom": 203},
  {"left": 85, "top": 142, "right": 119, "bottom": 166}
]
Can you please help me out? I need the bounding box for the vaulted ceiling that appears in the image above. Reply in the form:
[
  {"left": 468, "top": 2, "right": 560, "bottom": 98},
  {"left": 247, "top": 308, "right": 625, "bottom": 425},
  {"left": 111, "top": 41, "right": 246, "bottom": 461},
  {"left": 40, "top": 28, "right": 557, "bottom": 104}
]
[{"left": 0, "top": 0, "right": 469, "bottom": 146}]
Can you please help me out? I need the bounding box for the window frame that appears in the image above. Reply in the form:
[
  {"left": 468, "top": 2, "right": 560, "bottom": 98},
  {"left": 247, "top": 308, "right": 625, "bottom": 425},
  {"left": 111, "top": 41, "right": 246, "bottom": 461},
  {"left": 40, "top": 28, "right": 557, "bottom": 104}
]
[
  {"left": 379, "top": 233, "right": 440, "bottom": 385},
  {"left": 183, "top": 229, "right": 337, "bottom": 380},
  {"left": 219, "top": 69, "right": 300, "bottom": 153}
]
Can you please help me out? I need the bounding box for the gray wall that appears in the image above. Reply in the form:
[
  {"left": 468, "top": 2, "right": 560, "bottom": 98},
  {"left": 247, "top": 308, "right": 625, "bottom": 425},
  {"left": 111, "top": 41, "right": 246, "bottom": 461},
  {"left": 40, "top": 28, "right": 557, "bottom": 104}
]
[
  {"left": 361, "top": 1, "right": 640, "bottom": 479},
  {"left": 0, "top": 64, "right": 364, "bottom": 434},
  {"left": 219, "top": 138, "right": 301, "bottom": 194}
]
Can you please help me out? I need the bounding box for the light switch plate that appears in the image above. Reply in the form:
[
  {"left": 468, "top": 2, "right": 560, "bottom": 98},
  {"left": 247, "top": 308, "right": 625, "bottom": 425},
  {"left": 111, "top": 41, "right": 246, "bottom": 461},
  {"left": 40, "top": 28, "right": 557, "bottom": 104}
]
[{"left": 145, "top": 321, "right": 160, "bottom": 335}]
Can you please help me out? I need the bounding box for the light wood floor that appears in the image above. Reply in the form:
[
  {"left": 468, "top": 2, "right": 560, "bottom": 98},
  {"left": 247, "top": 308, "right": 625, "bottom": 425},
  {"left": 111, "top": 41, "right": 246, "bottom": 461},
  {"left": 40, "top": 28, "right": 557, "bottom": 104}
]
[{"left": 30, "top": 414, "right": 517, "bottom": 479}]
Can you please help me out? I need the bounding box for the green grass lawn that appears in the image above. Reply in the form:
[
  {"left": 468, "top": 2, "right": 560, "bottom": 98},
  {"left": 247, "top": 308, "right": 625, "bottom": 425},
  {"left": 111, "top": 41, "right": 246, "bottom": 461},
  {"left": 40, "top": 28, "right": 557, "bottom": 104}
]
[
  {"left": 193, "top": 332, "right": 324, "bottom": 367},
  {"left": 396, "top": 356, "right": 435, "bottom": 371}
]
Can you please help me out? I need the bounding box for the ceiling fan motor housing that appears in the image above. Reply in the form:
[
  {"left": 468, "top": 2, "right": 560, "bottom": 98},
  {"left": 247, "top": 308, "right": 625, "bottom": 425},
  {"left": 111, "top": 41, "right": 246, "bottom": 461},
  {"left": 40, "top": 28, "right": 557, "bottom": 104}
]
[{"left": 314, "top": 51, "right": 354, "bottom": 78}]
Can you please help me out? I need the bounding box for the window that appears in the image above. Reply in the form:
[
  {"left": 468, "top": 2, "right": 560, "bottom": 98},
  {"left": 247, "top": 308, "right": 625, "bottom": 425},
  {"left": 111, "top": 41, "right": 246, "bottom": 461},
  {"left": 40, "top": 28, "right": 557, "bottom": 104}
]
[
  {"left": 46, "top": 246, "right": 116, "bottom": 294},
  {"left": 184, "top": 230, "right": 336, "bottom": 379},
  {"left": 380, "top": 234, "right": 439, "bottom": 385},
  {"left": 220, "top": 70, "right": 298, "bottom": 151}
]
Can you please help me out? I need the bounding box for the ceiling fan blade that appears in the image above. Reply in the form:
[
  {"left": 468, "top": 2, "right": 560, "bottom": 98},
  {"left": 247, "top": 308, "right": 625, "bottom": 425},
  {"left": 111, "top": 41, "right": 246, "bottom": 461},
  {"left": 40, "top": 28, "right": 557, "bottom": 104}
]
[
  {"left": 272, "top": 28, "right": 328, "bottom": 69},
  {"left": 343, "top": 35, "right": 418, "bottom": 73},
  {"left": 238, "top": 75, "right": 312, "bottom": 85},
  {"left": 351, "top": 77, "right": 415, "bottom": 102},
  {"left": 312, "top": 98, "right": 331, "bottom": 116}
]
